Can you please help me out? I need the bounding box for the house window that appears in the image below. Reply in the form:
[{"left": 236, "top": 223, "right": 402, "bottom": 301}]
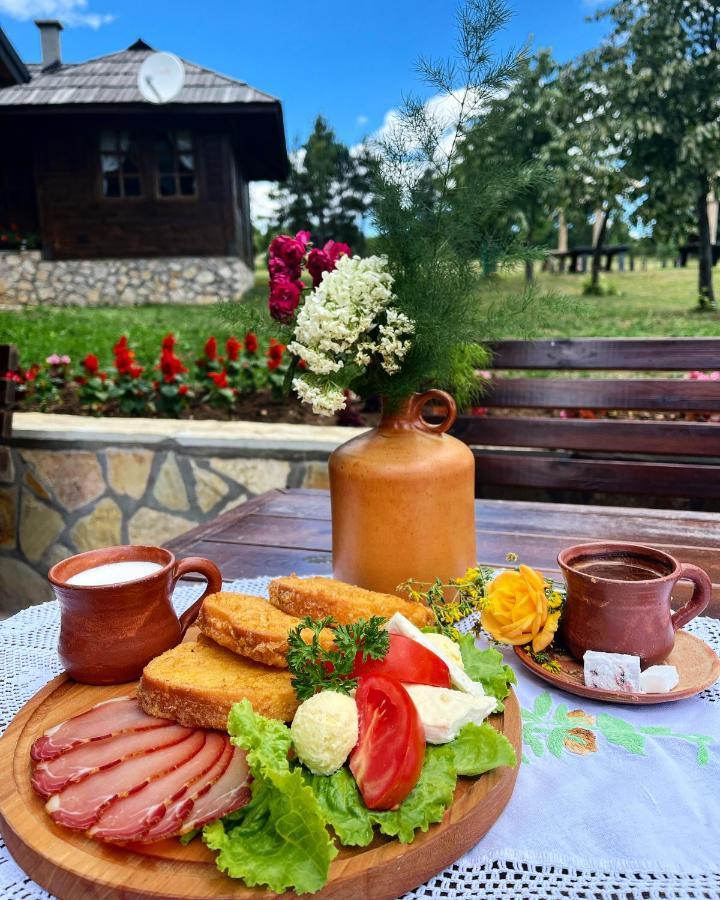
[
  {"left": 157, "top": 131, "right": 197, "bottom": 197},
  {"left": 100, "top": 131, "right": 142, "bottom": 198}
]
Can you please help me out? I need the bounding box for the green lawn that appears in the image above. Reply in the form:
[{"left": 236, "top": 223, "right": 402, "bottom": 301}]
[{"left": 2, "top": 262, "right": 718, "bottom": 368}]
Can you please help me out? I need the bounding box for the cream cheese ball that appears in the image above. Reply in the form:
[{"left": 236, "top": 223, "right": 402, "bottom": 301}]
[
  {"left": 290, "top": 690, "right": 359, "bottom": 775},
  {"left": 424, "top": 633, "right": 465, "bottom": 670}
]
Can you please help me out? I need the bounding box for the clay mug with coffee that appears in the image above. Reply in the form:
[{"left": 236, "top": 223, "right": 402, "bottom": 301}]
[
  {"left": 558, "top": 541, "right": 711, "bottom": 667},
  {"left": 49, "top": 545, "right": 222, "bottom": 685}
]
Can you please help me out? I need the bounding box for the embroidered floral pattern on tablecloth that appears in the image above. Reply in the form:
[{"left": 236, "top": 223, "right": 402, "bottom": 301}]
[{"left": 522, "top": 691, "right": 716, "bottom": 764}]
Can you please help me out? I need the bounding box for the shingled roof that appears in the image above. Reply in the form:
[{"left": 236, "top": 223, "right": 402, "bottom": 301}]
[{"left": 0, "top": 42, "right": 279, "bottom": 107}]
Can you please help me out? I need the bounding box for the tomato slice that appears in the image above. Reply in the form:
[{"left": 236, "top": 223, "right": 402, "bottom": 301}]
[
  {"left": 352, "top": 633, "right": 451, "bottom": 688},
  {"left": 349, "top": 674, "right": 425, "bottom": 810}
]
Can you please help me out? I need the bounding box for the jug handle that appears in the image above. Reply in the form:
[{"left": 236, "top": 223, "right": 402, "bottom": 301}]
[
  {"left": 412, "top": 389, "right": 457, "bottom": 434},
  {"left": 174, "top": 556, "right": 224, "bottom": 635}
]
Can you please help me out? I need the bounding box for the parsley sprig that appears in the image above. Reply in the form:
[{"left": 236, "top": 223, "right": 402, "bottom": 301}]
[{"left": 286, "top": 615, "right": 389, "bottom": 702}]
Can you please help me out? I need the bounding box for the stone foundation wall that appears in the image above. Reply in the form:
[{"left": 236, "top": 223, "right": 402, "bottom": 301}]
[
  {"left": 0, "top": 414, "right": 364, "bottom": 615},
  {"left": 0, "top": 251, "right": 253, "bottom": 307}
]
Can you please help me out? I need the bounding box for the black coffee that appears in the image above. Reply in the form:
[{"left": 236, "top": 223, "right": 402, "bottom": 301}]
[{"left": 572, "top": 554, "right": 669, "bottom": 581}]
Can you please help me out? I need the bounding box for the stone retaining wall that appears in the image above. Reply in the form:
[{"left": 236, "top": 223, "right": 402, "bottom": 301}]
[
  {"left": 0, "top": 414, "right": 365, "bottom": 614},
  {"left": 0, "top": 251, "right": 253, "bottom": 307}
]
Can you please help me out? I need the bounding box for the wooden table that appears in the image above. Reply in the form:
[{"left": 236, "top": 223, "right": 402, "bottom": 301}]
[{"left": 166, "top": 488, "right": 720, "bottom": 619}]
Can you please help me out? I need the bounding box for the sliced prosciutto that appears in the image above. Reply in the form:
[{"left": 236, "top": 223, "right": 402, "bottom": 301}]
[
  {"left": 180, "top": 745, "right": 251, "bottom": 833},
  {"left": 141, "top": 738, "right": 234, "bottom": 842},
  {"left": 31, "top": 697, "right": 173, "bottom": 762},
  {"left": 32, "top": 724, "right": 193, "bottom": 799},
  {"left": 46, "top": 730, "right": 204, "bottom": 831},
  {"left": 88, "top": 732, "right": 228, "bottom": 842}
]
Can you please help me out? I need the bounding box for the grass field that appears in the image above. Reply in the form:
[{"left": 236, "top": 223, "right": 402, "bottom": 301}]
[{"left": 2, "top": 261, "right": 718, "bottom": 368}]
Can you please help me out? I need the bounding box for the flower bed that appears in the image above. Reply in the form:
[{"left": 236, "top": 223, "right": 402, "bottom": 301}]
[{"left": 3, "top": 332, "right": 345, "bottom": 424}]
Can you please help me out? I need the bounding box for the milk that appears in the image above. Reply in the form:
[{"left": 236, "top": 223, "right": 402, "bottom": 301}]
[{"left": 66, "top": 560, "right": 163, "bottom": 586}]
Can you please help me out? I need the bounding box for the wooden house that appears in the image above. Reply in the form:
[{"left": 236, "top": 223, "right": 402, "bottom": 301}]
[{"left": 0, "top": 21, "right": 288, "bottom": 265}]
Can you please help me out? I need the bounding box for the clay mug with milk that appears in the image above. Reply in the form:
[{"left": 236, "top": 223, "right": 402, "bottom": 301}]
[{"left": 48, "top": 545, "right": 222, "bottom": 684}]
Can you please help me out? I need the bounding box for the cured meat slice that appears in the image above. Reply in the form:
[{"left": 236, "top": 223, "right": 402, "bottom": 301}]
[
  {"left": 180, "top": 745, "right": 251, "bottom": 833},
  {"left": 46, "top": 730, "right": 204, "bottom": 831},
  {"left": 141, "top": 738, "right": 234, "bottom": 842},
  {"left": 88, "top": 732, "right": 227, "bottom": 842},
  {"left": 32, "top": 724, "right": 193, "bottom": 798},
  {"left": 31, "top": 698, "right": 172, "bottom": 762}
]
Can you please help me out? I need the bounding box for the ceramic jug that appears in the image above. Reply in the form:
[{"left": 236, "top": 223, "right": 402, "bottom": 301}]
[{"left": 329, "top": 390, "right": 476, "bottom": 595}]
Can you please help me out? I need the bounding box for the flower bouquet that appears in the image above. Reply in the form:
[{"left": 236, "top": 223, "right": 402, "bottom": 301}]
[{"left": 229, "top": 0, "right": 561, "bottom": 594}]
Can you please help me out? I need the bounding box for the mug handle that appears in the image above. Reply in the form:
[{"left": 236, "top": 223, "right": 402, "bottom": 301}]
[
  {"left": 670, "top": 563, "right": 712, "bottom": 631},
  {"left": 413, "top": 389, "right": 457, "bottom": 434},
  {"left": 173, "top": 556, "right": 223, "bottom": 635}
]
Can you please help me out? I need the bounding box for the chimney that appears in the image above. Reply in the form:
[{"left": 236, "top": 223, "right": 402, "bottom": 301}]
[{"left": 35, "top": 20, "right": 63, "bottom": 69}]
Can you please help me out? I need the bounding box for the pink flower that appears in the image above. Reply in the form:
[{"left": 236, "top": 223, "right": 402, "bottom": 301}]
[
  {"left": 710, "top": 372, "right": 720, "bottom": 381},
  {"left": 269, "top": 278, "right": 303, "bottom": 322},
  {"left": 479, "top": 370, "right": 492, "bottom": 380},
  {"left": 60, "top": 355, "right": 70, "bottom": 365},
  {"left": 46, "top": 354, "right": 61, "bottom": 365},
  {"left": 268, "top": 255, "right": 300, "bottom": 282}
]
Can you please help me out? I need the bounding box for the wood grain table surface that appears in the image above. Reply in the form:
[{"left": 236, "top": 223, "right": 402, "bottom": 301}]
[{"left": 166, "top": 488, "right": 720, "bottom": 619}]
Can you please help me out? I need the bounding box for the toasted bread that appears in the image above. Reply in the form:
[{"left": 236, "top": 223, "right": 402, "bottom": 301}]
[
  {"left": 195, "top": 592, "right": 334, "bottom": 668},
  {"left": 137, "top": 637, "right": 299, "bottom": 728},
  {"left": 268, "top": 575, "right": 434, "bottom": 628}
]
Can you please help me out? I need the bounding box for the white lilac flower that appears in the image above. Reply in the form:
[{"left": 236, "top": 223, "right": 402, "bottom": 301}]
[
  {"left": 378, "top": 309, "right": 415, "bottom": 374},
  {"left": 289, "top": 254, "right": 415, "bottom": 414},
  {"left": 292, "top": 376, "right": 346, "bottom": 416}
]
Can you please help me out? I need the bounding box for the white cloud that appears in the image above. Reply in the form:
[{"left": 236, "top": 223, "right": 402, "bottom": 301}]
[
  {"left": 249, "top": 181, "right": 278, "bottom": 228},
  {"left": 0, "top": 0, "right": 114, "bottom": 28}
]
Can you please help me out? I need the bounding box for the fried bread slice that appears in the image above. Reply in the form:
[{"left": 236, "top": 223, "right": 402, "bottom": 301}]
[
  {"left": 268, "top": 575, "right": 434, "bottom": 628},
  {"left": 137, "top": 637, "right": 299, "bottom": 728},
  {"left": 195, "top": 592, "right": 334, "bottom": 668}
]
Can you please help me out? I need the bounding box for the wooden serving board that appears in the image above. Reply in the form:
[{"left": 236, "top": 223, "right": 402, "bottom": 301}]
[{"left": 0, "top": 676, "right": 521, "bottom": 900}]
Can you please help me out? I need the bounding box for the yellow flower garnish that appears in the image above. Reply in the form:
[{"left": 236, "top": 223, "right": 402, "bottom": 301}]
[{"left": 481, "top": 564, "right": 560, "bottom": 653}]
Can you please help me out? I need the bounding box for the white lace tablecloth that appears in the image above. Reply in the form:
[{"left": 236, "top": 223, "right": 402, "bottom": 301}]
[{"left": 1, "top": 576, "right": 719, "bottom": 900}]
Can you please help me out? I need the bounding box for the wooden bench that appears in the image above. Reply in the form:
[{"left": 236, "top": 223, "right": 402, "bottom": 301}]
[
  {"left": 446, "top": 338, "right": 720, "bottom": 503},
  {"left": 0, "top": 344, "right": 18, "bottom": 440}
]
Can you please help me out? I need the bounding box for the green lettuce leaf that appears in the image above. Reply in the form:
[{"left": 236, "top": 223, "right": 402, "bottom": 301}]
[
  {"left": 448, "top": 722, "right": 517, "bottom": 776},
  {"left": 370, "top": 746, "right": 457, "bottom": 843},
  {"left": 203, "top": 700, "right": 337, "bottom": 895},
  {"left": 457, "top": 634, "right": 516, "bottom": 710},
  {"left": 301, "top": 767, "right": 375, "bottom": 847}
]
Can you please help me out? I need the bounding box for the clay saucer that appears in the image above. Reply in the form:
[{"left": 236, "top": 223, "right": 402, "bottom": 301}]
[{"left": 514, "top": 630, "right": 720, "bottom": 704}]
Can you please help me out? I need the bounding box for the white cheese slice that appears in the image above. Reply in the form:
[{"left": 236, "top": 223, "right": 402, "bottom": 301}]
[
  {"left": 403, "top": 684, "right": 497, "bottom": 743},
  {"left": 583, "top": 650, "right": 641, "bottom": 693},
  {"left": 385, "top": 612, "right": 485, "bottom": 696},
  {"left": 639, "top": 665, "right": 679, "bottom": 693}
]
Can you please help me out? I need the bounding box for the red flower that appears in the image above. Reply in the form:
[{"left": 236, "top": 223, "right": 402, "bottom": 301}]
[
  {"left": 267, "top": 338, "right": 286, "bottom": 371},
  {"left": 268, "top": 255, "right": 301, "bottom": 283},
  {"left": 159, "top": 348, "right": 187, "bottom": 381},
  {"left": 269, "top": 278, "right": 303, "bottom": 323},
  {"left": 204, "top": 337, "right": 218, "bottom": 361},
  {"left": 209, "top": 370, "right": 228, "bottom": 389},
  {"left": 82, "top": 353, "right": 100, "bottom": 375},
  {"left": 226, "top": 336, "right": 242, "bottom": 361},
  {"left": 268, "top": 231, "right": 310, "bottom": 268},
  {"left": 162, "top": 333, "right": 176, "bottom": 351},
  {"left": 179, "top": 384, "right": 189, "bottom": 396},
  {"left": 307, "top": 240, "right": 351, "bottom": 287},
  {"left": 244, "top": 332, "right": 258, "bottom": 355},
  {"left": 3, "top": 370, "right": 22, "bottom": 383},
  {"left": 113, "top": 337, "right": 143, "bottom": 378}
]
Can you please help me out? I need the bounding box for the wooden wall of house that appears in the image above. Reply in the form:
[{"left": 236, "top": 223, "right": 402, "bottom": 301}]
[
  {"left": 0, "top": 123, "right": 39, "bottom": 234},
  {"left": 29, "top": 115, "right": 243, "bottom": 260}
]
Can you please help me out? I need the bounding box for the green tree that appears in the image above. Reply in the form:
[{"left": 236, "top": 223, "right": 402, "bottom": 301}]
[
  {"left": 590, "top": 0, "right": 720, "bottom": 310},
  {"left": 455, "top": 49, "right": 565, "bottom": 283},
  {"left": 273, "top": 116, "right": 372, "bottom": 252},
  {"left": 556, "top": 55, "right": 630, "bottom": 293}
]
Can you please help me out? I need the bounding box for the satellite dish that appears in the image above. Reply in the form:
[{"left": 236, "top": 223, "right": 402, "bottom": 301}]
[{"left": 137, "top": 52, "right": 185, "bottom": 104}]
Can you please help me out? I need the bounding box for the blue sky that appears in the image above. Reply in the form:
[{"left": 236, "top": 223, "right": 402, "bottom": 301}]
[{"left": 2, "top": 0, "right": 609, "bottom": 147}]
